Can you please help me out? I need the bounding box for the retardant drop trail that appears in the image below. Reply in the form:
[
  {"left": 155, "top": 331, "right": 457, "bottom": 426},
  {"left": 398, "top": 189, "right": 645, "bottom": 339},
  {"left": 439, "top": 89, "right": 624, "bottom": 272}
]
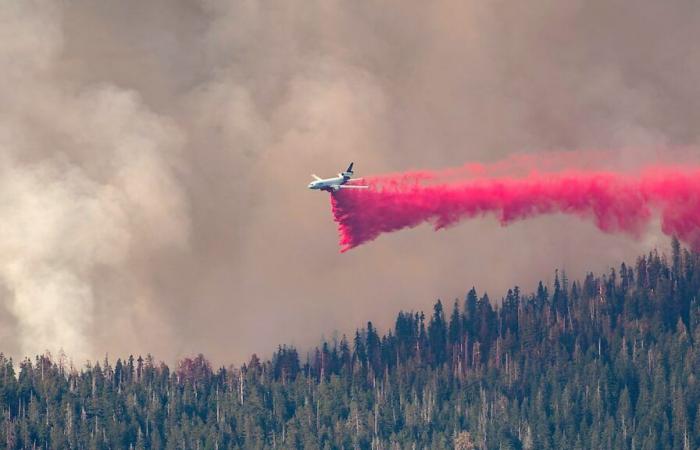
[{"left": 330, "top": 167, "right": 700, "bottom": 252}]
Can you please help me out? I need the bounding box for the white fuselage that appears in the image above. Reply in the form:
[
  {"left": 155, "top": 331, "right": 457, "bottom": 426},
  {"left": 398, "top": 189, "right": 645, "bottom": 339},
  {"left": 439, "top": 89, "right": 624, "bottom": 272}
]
[{"left": 308, "top": 174, "right": 349, "bottom": 191}]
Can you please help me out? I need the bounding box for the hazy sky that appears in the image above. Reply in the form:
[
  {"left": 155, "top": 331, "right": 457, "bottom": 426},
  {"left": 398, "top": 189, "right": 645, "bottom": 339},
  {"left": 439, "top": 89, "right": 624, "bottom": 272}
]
[{"left": 1, "top": 0, "right": 699, "bottom": 365}]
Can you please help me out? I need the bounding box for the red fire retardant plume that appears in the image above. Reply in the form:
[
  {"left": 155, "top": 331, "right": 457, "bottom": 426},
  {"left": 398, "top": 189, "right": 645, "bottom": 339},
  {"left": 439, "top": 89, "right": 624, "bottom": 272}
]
[{"left": 330, "top": 167, "right": 700, "bottom": 252}]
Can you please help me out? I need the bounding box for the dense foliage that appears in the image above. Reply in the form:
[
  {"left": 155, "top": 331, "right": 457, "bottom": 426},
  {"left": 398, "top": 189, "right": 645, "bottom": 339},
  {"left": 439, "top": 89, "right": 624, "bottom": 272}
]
[{"left": 3, "top": 240, "right": 700, "bottom": 449}]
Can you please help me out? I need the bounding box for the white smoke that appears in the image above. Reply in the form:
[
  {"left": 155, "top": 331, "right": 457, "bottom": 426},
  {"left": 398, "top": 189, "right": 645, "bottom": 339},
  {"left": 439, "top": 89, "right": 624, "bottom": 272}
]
[
  {"left": 1, "top": 0, "right": 699, "bottom": 365},
  {"left": 0, "top": 3, "right": 188, "bottom": 361}
]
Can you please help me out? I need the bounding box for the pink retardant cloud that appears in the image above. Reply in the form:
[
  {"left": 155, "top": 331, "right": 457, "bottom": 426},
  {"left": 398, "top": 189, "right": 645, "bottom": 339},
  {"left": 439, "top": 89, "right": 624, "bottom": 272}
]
[{"left": 331, "top": 166, "right": 700, "bottom": 252}]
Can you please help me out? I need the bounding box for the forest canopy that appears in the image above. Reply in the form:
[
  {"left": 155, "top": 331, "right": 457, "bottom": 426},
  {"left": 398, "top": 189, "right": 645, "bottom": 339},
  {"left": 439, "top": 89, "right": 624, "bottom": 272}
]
[{"left": 1, "top": 239, "right": 699, "bottom": 449}]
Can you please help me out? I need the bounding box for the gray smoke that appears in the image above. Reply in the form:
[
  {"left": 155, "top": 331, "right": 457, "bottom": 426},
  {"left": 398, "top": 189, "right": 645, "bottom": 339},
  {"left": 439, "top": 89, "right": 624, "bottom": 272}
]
[
  {"left": 1, "top": 0, "right": 698, "bottom": 364},
  {"left": 0, "top": 2, "right": 189, "bottom": 362}
]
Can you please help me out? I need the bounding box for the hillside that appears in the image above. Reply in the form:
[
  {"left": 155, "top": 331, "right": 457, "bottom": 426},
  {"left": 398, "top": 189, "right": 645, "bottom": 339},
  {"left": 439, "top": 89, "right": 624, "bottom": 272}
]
[{"left": 2, "top": 239, "right": 700, "bottom": 449}]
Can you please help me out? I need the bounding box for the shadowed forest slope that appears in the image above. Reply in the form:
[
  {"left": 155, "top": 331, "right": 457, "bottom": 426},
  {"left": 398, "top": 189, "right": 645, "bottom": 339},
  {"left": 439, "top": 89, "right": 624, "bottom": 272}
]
[{"left": 2, "top": 239, "right": 700, "bottom": 449}]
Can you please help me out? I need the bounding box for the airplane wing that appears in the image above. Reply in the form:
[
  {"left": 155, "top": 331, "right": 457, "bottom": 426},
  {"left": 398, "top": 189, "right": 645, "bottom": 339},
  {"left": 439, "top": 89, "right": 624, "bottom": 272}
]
[
  {"left": 338, "top": 185, "right": 368, "bottom": 189},
  {"left": 311, "top": 174, "right": 322, "bottom": 181}
]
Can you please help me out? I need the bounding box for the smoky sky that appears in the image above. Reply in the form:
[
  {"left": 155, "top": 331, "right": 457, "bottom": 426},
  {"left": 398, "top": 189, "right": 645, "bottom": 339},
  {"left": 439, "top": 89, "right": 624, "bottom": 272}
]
[{"left": 1, "top": 0, "right": 699, "bottom": 365}]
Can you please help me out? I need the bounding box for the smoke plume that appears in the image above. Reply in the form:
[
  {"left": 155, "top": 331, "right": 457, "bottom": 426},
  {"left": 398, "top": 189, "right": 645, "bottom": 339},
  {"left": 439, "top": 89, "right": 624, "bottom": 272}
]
[
  {"left": 332, "top": 165, "right": 700, "bottom": 252},
  {"left": 0, "top": 3, "right": 189, "bottom": 362},
  {"left": 2, "top": 0, "right": 700, "bottom": 365}
]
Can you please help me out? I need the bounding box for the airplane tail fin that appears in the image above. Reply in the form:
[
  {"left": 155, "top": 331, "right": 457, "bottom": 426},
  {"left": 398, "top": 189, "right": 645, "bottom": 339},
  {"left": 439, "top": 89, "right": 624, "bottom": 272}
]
[{"left": 341, "top": 162, "right": 354, "bottom": 178}]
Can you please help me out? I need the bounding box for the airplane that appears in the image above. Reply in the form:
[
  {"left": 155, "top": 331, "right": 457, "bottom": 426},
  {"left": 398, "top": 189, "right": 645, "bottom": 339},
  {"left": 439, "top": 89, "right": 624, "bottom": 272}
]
[{"left": 308, "top": 162, "right": 369, "bottom": 192}]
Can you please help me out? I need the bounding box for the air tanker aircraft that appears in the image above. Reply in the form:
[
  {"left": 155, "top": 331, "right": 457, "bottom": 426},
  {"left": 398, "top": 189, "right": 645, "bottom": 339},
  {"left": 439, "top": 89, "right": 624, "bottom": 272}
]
[{"left": 308, "top": 163, "right": 369, "bottom": 192}]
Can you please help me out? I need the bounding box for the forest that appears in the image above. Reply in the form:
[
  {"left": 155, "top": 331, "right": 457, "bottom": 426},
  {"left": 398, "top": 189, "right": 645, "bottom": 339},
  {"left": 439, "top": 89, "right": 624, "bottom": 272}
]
[{"left": 2, "top": 238, "right": 700, "bottom": 449}]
